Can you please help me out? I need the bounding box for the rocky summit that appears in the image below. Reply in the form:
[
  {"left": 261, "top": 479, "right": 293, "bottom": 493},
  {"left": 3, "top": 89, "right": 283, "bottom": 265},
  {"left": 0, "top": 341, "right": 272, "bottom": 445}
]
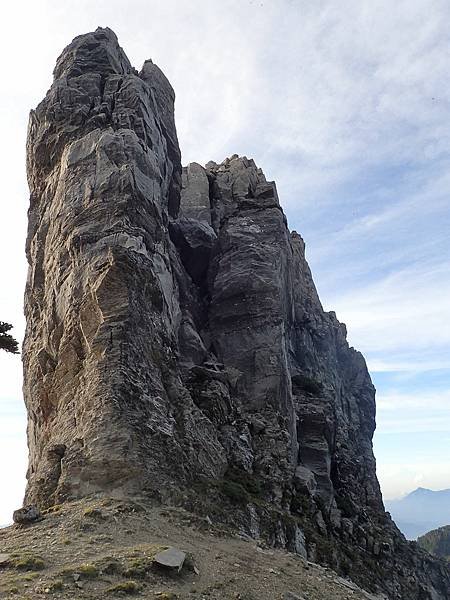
[{"left": 20, "top": 28, "right": 450, "bottom": 599}]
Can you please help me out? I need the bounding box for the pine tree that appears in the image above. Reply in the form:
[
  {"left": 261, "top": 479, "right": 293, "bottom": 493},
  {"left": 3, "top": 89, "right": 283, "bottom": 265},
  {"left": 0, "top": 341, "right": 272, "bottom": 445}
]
[{"left": 0, "top": 322, "right": 19, "bottom": 354}]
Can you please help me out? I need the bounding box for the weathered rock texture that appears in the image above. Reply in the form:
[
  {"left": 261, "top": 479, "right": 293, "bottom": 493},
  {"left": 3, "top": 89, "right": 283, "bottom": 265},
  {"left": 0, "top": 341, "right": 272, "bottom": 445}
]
[{"left": 23, "top": 28, "right": 450, "bottom": 600}]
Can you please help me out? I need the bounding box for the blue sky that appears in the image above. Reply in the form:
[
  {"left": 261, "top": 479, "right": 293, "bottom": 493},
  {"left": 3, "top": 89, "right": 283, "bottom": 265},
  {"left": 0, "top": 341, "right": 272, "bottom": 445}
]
[{"left": 0, "top": 0, "right": 449, "bottom": 524}]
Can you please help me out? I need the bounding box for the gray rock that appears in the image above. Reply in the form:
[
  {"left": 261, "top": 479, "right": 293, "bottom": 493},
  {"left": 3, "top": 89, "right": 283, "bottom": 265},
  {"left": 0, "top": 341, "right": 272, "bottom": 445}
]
[
  {"left": 0, "top": 553, "right": 11, "bottom": 566},
  {"left": 294, "top": 465, "right": 317, "bottom": 496},
  {"left": 22, "top": 28, "right": 450, "bottom": 600},
  {"left": 13, "top": 505, "right": 41, "bottom": 524},
  {"left": 169, "top": 217, "right": 217, "bottom": 284},
  {"left": 315, "top": 511, "right": 327, "bottom": 536},
  {"left": 154, "top": 547, "right": 186, "bottom": 572},
  {"left": 334, "top": 576, "right": 360, "bottom": 591},
  {"left": 284, "top": 593, "right": 305, "bottom": 600},
  {"left": 180, "top": 162, "right": 211, "bottom": 223},
  {"left": 292, "top": 526, "right": 307, "bottom": 559}
]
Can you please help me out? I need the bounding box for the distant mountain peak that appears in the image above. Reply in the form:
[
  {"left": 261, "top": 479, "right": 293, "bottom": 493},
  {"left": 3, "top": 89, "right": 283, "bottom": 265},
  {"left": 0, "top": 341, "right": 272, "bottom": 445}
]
[
  {"left": 409, "top": 487, "right": 450, "bottom": 497},
  {"left": 410, "top": 487, "right": 433, "bottom": 496},
  {"left": 385, "top": 487, "right": 450, "bottom": 540}
]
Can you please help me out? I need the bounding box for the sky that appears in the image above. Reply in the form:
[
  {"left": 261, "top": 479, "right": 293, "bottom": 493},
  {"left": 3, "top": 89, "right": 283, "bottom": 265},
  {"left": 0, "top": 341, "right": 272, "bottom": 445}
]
[{"left": 0, "top": 0, "right": 449, "bottom": 524}]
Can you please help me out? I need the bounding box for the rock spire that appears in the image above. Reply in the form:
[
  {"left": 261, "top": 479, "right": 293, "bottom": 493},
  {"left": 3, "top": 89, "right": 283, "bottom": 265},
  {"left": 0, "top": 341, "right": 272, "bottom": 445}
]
[{"left": 23, "top": 28, "right": 450, "bottom": 599}]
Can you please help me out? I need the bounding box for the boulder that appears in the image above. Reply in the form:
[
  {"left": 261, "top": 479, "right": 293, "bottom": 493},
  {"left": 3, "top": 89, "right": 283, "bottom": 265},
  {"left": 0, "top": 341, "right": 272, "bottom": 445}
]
[
  {"left": 154, "top": 547, "right": 186, "bottom": 572},
  {"left": 13, "top": 505, "right": 41, "bottom": 524}
]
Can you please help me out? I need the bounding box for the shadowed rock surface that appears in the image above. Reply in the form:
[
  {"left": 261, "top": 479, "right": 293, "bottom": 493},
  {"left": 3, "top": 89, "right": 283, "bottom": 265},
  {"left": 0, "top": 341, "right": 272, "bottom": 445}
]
[{"left": 22, "top": 27, "right": 450, "bottom": 600}]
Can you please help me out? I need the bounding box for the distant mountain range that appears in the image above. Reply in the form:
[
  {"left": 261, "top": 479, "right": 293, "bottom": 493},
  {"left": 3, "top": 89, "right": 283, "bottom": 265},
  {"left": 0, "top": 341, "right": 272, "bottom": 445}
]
[{"left": 385, "top": 487, "right": 450, "bottom": 539}]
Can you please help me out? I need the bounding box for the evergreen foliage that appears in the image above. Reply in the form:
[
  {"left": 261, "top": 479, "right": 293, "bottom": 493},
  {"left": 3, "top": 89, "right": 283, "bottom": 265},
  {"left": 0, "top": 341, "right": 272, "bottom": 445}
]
[
  {"left": 418, "top": 525, "right": 450, "bottom": 561},
  {"left": 0, "top": 321, "right": 19, "bottom": 354}
]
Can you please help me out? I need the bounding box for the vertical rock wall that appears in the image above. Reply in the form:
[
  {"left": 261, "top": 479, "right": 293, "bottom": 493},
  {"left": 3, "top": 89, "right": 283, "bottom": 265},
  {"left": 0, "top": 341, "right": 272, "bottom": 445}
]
[
  {"left": 23, "top": 29, "right": 450, "bottom": 600},
  {"left": 24, "top": 27, "right": 224, "bottom": 507}
]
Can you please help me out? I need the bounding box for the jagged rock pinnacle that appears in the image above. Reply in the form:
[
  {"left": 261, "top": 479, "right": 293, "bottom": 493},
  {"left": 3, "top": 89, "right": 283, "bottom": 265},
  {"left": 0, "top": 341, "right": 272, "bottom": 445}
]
[{"left": 23, "top": 29, "right": 450, "bottom": 600}]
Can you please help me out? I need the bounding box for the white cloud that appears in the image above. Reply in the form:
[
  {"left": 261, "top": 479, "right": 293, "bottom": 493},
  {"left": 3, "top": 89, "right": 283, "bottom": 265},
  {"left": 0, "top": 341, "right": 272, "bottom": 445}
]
[
  {"left": 376, "top": 378, "right": 450, "bottom": 441},
  {"left": 368, "top": 358, "right": 450, "bottom": 373},
  {"left": 377, "top": 461, "right": 450, "bottom": 500},
  {"left": 378, "top": 415, "right": 450, "bottom": 434},
  {"left": 377, "top": 389, "right": 450, "bottom": 412},
  {"left": 327, "top": 261, "right": 450, "bottom": 356}
]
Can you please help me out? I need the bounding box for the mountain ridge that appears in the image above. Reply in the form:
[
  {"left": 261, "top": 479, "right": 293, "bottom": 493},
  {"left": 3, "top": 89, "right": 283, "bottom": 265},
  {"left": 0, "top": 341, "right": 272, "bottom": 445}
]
[{"left": 418, "top": 525, "right": 450, "bottom": 562}]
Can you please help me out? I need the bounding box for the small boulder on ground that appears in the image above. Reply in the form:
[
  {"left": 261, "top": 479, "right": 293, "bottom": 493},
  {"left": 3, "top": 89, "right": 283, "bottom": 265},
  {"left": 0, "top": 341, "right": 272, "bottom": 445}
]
[
  {"left": 0, "top": 553, "right": 11, "bottom": 567},
  {"left": 13, "top": 505, "right": 41, "bottom": 524},
  {"left": 154, "top": 547, "right": 186, "bottom": 572}
]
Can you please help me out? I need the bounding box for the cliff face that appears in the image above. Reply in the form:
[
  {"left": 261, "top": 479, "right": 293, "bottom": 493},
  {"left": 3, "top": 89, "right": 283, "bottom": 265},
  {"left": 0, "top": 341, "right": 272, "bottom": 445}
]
[{"left": 23, "top": 28, "right": 450, "bottom": 599}]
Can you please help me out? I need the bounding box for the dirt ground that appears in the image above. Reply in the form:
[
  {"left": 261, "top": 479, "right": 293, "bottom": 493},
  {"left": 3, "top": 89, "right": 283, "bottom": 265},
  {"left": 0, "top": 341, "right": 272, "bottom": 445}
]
[{"left": 0, "top": 497, "right": 387, "bottom": 600}]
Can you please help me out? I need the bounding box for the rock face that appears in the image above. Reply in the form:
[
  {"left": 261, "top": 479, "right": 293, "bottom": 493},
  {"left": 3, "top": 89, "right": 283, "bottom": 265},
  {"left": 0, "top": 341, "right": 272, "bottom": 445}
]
[{"left": 23, "top": 28, "right": 450, "bottom": 599}]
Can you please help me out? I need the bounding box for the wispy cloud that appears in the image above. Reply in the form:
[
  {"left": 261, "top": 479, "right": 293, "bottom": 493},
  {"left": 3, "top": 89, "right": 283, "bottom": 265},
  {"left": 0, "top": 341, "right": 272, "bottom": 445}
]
[
  {"left": 374, "top": 430, "right": 450, "bottom": 498},
  {"left": 376, "top": 461, "right": 450, "bottom": 500},
  {"left": 327, "top": 261, "right": 450, "bottom": 361},
  {"left": 369, "top": 359, "right": 450, "bottom": 373},
  {"left": 377, "top": 389, "right": 450, "bottom": 412}
]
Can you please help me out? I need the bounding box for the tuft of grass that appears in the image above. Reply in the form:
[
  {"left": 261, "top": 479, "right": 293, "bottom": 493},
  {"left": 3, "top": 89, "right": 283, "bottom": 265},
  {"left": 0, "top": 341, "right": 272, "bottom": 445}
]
[
  {"left": 98, "top": 557, "right": 122, "bottom": 575},
  {"left": 60, "top": 562, "right": 99, "bottom": 579},
  {"left": 43, "top": 504, "right": 63, "bottom": 515},
  {"left": 122, "top": 556, "right": 152, "bottom": 579},
  {"left": 121, "top": 544, "right": 166, "bottom": 578},
  {"left": 10, "top": 553, "right": 45, "bottom": 571},
  {"left": 21, "top": 572, "right": 40, "bottom": 581},
  {"left": 106, "top": 580, "right": 140, "bottom": 594},
  {"left": 291, "top": 492, "right": 311, "bottom": 515},
  {"left": 77, "top": 563, "right": 99, "bottom": 578},
  {"left": 83, "top": 507, "right": 105, "bottom": 520},
  {"left": 46, "top": 579, "right": 64, "bottom": 592}
]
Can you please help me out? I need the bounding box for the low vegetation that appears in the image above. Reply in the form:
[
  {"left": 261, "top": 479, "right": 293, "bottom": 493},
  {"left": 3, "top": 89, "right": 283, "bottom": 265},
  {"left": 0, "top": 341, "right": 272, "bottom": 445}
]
[
  {"left": 418, "top": 525, "right": 450, "bottom": 561},
  {"left": 0, "top": 321, "right": 19, "bottom": 354},
  {"left": 106, "top": 580, "right": 140, "bottom": 594},
  {"left": 10, "top": 553, "right": 45, "bottom": 571}
]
